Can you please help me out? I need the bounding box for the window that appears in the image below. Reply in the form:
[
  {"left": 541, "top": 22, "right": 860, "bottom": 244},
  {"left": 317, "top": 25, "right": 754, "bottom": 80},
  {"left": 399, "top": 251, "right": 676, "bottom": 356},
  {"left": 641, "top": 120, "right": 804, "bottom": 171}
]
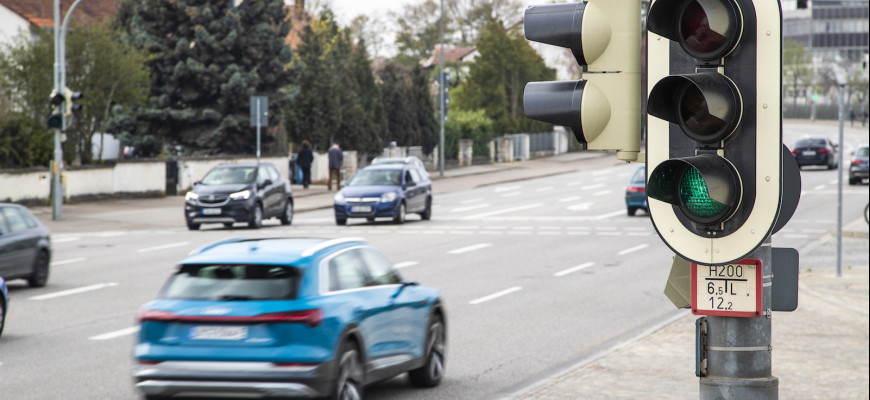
[
  {"left": 258, "top": 166, "right": 270, "bottom": 185},
  {"left": 409, "top": 169, "right": 423, "bottom": 183},
  {"left": 161, "top": 264, "right": 300, "bottom": 300},
  {"left": 268, "top": 165, "right": 282, "bottom": 181},
  {"left": 347, "top": 170, "right": 403, "bottom": 186},
  {"left": 201, "top": 167, "right": 256, "bottom": 185},
  {"left": 405, "top": 171, "right": 414, "bottom": 184},
  {"left": 360, "top": 248, "right": 402, "bottom": 286},
  {"left": 630, "top": 167, "right": 646, "bottom": 184},
  {"left": 0, "top": 211, "right": 10, "bottom": 235},
  {"left": 328, "top": 250, "right": 369, "bottom": 291},
  {"left": 2, "top": 208, "right": 29, "bottom": 232}
]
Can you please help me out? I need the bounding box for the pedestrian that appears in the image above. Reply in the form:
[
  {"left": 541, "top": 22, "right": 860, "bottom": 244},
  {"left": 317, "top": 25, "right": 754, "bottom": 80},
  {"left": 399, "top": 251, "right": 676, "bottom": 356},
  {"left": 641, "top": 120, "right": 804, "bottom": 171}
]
[
  {"left": 849, "top": 108, "right": 855, "bottom": 127},
  {"left": 863, "top": 110, "right": 868, "bottom": 127},
  {"left": 296, "top": 140, "right": 313, "bottom": 189},
  {"left": 327, "top": 141, "right": 343, "bottom": 191}
]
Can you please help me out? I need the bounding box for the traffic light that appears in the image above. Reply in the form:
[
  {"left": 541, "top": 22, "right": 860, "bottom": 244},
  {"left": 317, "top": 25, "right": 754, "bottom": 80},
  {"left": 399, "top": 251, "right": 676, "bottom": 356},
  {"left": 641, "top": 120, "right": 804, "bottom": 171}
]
[
  {"left": 645, "top": 0, "right": 783, "bottom": 265},
  {"left": 64, "top": 88, "right": 83, "bottom": 117},
  {"left": 522, "top": 0, "right": 642, "bottom": 162},
  {"left": 47, "top": 91, "right": 64, "bottom": 129}
]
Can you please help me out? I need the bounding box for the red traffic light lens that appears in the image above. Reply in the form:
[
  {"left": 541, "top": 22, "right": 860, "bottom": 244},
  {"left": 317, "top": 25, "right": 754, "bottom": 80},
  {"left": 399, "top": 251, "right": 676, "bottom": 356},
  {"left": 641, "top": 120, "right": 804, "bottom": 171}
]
[{"left": 678, "top": 0, "right": 741, "bottom": 61}]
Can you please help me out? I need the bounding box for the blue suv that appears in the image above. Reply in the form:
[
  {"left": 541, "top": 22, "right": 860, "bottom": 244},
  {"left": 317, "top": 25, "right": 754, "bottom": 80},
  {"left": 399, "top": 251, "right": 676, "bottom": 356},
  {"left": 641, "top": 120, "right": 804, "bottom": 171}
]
[
  {"left": 334, "top": 165, "right": 432, "bottom": 225},
  {"left": 133, "top": 237, "right": 446, "bottom": 400}
]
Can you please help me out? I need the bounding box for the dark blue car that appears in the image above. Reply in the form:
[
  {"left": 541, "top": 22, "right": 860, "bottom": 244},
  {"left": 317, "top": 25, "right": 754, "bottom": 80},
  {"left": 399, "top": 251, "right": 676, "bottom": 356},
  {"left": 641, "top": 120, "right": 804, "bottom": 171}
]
[
  {"left": 334, "top": 165, "right": 432, "bottom": 225},
  {"left": 133, "top": 237, "right": 446, "bottom": 400},
  {"left": 625, "top": 165, "right": 647, "bottom": 216},
  {"left": 0, "top": 276, "right": 8, "bottom": 338}
]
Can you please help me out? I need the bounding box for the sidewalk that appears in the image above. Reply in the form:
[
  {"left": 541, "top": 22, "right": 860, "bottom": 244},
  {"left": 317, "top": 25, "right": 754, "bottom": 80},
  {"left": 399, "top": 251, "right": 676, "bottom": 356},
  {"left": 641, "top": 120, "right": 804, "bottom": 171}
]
[
  {"left": 511, "top": 266, "right": 869, "bottom": 399},
  {"left": 30, "top": 152, "right": 619, "bottom": 234}
]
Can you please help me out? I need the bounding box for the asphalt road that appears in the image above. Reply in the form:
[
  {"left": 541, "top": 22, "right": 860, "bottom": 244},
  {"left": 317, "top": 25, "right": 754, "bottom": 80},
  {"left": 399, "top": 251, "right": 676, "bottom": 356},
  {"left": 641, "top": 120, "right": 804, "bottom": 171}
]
[{"left": 1, "top": 124, "right": 867, "bottom": 400}]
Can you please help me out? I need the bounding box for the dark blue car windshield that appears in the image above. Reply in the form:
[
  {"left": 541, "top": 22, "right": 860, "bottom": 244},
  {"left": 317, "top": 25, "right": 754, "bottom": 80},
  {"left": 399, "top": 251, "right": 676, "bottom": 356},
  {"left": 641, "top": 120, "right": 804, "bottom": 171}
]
[{"left": 347, "top": 170, "right": 402, "bottom": 186}]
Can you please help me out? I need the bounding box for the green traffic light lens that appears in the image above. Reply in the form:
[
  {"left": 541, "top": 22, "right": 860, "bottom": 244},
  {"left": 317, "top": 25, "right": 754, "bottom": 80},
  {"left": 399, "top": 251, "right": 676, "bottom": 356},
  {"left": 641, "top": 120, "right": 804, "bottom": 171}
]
[{"left": 679, "top": 167, "right": 725, "bottom": 218}]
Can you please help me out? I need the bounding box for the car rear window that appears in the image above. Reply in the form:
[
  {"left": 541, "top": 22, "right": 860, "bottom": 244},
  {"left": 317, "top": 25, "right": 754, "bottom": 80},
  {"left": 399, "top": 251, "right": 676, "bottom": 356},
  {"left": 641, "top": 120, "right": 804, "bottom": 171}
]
[
  {"left": 858, "top": 147, "right": 869, "bottom": 158},
  {"left": 630, "top": 167, "right": 646, "bottom": 184},
  {"left": 795, "top": 138, "right": 825, "bottom": 148},
  {"left": 161, "top": 264, "right": 300, "bottom": 300}
]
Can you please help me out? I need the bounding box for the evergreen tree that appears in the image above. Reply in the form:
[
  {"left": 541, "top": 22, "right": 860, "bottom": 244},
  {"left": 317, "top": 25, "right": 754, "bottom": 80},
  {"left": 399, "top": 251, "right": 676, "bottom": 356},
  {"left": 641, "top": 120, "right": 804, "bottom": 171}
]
[
  {"left": 452, "top": 19, "right": 554, "bottom": 134},
  {"left": 114, "top": 0, "right": 294, "bottom": 155},
  {"left": 378, "top": 62, "right": 438, "bottom": 152},
  {"left": 410, "top": 64, "right": 439, "bottom": 154}
]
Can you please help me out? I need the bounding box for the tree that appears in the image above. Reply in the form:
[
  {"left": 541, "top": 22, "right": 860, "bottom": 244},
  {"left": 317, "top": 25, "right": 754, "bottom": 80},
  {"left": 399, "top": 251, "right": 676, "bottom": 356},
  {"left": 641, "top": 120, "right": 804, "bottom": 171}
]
[
  {"left": 444, "top": 109, "right": 495, "bottom": 159},
  {"left": 783, "top": 40, "right": 810, "bottom": 109},
  {"left": 114, "top": 0, "right": 294, "bottom": 156},
  {"left": 452, "top": 20, "right": 554, "bottom": 134},
  {"left": 378, "top": 62, "right": 439, "bottom": 153},
  {"left": 284, "top": 11, "right": 387, "bottom": 154},
  {"left": 0, "top": 23, "right": 150, "bottom": 167}
]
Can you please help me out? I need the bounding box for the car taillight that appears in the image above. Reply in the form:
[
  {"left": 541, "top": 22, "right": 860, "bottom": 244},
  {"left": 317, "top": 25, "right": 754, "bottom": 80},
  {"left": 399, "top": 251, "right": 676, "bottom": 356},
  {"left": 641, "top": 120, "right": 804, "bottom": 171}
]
[
  {"left": 137, "top": 308, "right": 323, "bottom": 327},
  {"left": 791, "top": 149, "right": 800, "bottom": 155},
  {"left": 817, "top": 148, "right": 829, "bottom": 154},
  {"left": 627, "top": 186, "right": 645, "bottom": 194},
  {"left": 853, "top": 159, "right": 863, "bottom": 166},
  {"left": 137, "top": 360, "right": 162, "bottom": 365}
]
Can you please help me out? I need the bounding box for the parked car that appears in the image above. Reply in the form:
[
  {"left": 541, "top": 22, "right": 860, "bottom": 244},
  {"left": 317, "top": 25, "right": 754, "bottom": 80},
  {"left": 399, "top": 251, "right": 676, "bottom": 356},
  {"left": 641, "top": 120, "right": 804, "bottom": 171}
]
[
  {"left": 849, "top": 143, "right": 869, "bottom": 185},
  {"left": 371, "top": 156, "right": 430, "bottom": 179},
  {"left": 791, "top": 137, "right": 838, "bottom": 169},
  {"left": 334, "top": 164, "right": 432, "bottom": 225},
  {"left": 0, "top": 276, "right": 8, "bottom": 338},
  {"left": 0, "top": 204, "right": 52, "bottom": 287},
  {"left": 133, "top": 237, "right": 446, "bottom": 400},
  {"left": 184, "top": 163, "right": 293, "bottom": 230},
  {"left": 625, "top": 166, "right": 647, "bottom": 216}
]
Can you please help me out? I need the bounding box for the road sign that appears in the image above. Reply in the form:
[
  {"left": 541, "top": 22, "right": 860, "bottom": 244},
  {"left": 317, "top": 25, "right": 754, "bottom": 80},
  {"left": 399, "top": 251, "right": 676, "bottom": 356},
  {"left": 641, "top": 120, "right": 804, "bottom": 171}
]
[
  {"left": 691, "top": 259, "right": 762, "bottom": 318},
  {"left": 522, "top": 0, "right": 641, "bottom": 162},
  {"left": 250, "top": 96, "right": 268, "bottom": 127},
  {"left": 646, "top": 0, "right": 784, "bottom": 265}
]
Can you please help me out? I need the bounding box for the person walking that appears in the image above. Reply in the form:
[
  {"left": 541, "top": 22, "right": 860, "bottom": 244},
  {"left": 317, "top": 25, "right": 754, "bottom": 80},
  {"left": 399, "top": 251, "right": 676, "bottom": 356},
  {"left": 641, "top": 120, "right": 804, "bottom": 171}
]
[
  {"left": 296, "top": 140, "right": 313, "bottom": 189},
  {"left": 849, "top": 108, "right": 855, "bottom": 127},
  {"left": 327, "top": 142, "right": 343, "bottom": 191},
  {"left": 863, "top": 110, "right": 868, "bottom": 127}
]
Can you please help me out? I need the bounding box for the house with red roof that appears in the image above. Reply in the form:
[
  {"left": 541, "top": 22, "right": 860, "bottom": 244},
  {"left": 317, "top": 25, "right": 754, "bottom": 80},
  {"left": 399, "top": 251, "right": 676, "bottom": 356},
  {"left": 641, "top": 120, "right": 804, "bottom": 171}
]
[{"left": 0, "top": 0, "right": 118, "bottom": 46}]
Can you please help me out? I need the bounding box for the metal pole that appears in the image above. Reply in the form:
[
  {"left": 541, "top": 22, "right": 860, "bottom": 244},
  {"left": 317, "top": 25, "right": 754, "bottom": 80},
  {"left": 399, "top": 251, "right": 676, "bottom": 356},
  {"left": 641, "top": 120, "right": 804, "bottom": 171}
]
[
  {"left": 836, "top": 84, "right": 845, "bottom": 278},
  {"left": 438, "top": 0, "right": 445, "bottom": 177},
  {"left": 52, "top": 0, "right": 62, "bottom": 221},
  {"left": 700, "top": 237, "right": 778, "bottom": 400},
  {"left": 256, "top": 99, "right": 261, "bottom": 165}
]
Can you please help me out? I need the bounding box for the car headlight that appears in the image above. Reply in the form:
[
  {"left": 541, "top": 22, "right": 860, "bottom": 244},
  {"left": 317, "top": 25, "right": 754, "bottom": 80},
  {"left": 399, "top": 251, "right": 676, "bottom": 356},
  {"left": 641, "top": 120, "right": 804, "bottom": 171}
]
[
  {"left": 380, "top": 192, "right": 397, "bottom": 203},
  {"left": 229, "top": 190, "right": 251, "bottom": 200},
  {"left": 334, "top": 192, "right": 345, "bottom": 203},
  {"left": 185, "top": 192, "right": 199, "bottom": 201}
]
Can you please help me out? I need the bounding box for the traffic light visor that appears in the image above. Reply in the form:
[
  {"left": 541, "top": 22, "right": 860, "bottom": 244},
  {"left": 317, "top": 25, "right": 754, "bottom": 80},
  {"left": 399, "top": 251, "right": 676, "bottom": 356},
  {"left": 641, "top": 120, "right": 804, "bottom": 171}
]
[
  {"left": 648, "top": 155, "right": 741, "bottom": 225},
  {"left": 523, "top": 80, "right": 611, "bottom": 144},
  {"left": 648, "top": 0, "right": 743, "bottom": 61},
  {"left": 524, "top": 2, "right": 611, "bottom": 67},
  {"left": 648, "top": 73, "right": 742, "bottom": 144}
]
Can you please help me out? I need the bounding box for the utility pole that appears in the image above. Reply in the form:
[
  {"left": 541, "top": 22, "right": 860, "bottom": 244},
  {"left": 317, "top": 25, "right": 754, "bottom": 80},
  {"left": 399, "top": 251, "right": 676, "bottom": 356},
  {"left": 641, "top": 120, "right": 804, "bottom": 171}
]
[
  {"left": 438, "top": 0, "right": 445, "bottom": 177},
  {"left": 52, "top": 0, "right": 63, "bottom": 220},
  {"left": 836, "top": 82, "right": 845, "bottom": 277}
]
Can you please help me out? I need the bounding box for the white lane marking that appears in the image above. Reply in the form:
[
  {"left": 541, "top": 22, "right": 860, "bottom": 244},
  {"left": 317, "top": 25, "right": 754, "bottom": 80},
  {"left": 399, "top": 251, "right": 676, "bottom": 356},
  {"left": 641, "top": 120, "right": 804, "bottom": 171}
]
[
  {"left": 559, "top": 196, "right": 581, "bottom": 202},
  {"left": 462, "top": 203, "right": 544, "bottom": 219},
  {"left": 30, "top": 282, "right": 119, "bottom": 301},
  {"left": 567, "top": 182, "right": 584, "bottom": 187},
  {"left": 450, "top": 204, "right": 490, "bottom": 213},
  {"left": 623, "top": 227, "right": 646, "bottom": 231},
  {"left": 829, "top": 179, "right": 838, "bottom": 185},
  {"left": 447, "top": 243, "right": 492, "bottom": 254},
  {"left": 88, "top": 326, "right": 140, "bottom": 341},
  {"left": 50, "top": 257, "right": 86, "bottom": 266},
  {"left": 537, "top": 231, "right": 561, "bottom": 235},
  {"left": 394, "top": 261, "right": 419, "bottom": 269},
  {"left": 594, "top": 210, "right": 626, "bottom": 220},
  {"left": 567, "top": 202, "right": 594, "bottom": 211},
  {"left": 554, "top": 262, "right": 594, "bottom": 277},
  {"left": 495, "top": 185, "right": 522, "bottom": 192},
  {"left": 538, "top": 226, "right": 560, "bottom": 230},
  {"left": 596, "top": 232, "right": 622, "bottom": 236},
  {"left": 628, "top": 232, "right": 652, "bottom": 236},
  {"left": 593, "top": 190, "right": 613, "bottom": 196},
  {"left": 53, "top": 237, "right": 81, "bottom": 243},
  {"left": 461, "top": 198, "right": 485, "bottom": 204},
  {"left": 136, "top": 242, "right": 191, "bottom": 253},
  {"left": 813, "top": 184, "right": 825, "bottom": 190},
  {"left": 97, "top": 232, "right": 128, "bottom": 238},
  {"left": 469, "top": 286, "right": 522, "bottom": 305},
  {"left": 582, "top": 184, "right": 606, "bottom": 190},
  {"left": 596, "top": 227, "right": 617, "bottom": 230},
  {"left": 536, "top": 186, "right": 554, "bottom": 192},
  {"left": 618, "top": 244, "right": 650, "bottom": 256},
  {"left": 501, "top": 192, "right": 522, "bottom": 198},
  {"left": 568, "top": 231, "right": 590, "bottom": 235}
]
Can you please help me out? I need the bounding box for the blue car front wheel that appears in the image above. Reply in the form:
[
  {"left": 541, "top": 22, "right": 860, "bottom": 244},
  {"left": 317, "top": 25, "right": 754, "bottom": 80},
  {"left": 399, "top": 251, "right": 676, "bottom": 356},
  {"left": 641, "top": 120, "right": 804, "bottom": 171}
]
[{"left": 409, "top": 316, "right": 445, "bottom": 388}]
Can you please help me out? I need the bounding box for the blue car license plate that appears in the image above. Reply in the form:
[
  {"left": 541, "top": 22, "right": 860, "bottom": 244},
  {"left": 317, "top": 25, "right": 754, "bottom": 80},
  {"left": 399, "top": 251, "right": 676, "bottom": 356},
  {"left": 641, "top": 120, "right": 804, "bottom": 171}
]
[{"left": 351, "top": 206, "right": 372, "bottom": 213}]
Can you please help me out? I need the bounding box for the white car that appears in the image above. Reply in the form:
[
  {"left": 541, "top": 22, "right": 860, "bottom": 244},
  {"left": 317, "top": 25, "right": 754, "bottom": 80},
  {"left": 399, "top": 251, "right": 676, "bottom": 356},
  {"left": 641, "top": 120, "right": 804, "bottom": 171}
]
[{"left": 371, "top": 156, "right": 430, "bottom": 179}]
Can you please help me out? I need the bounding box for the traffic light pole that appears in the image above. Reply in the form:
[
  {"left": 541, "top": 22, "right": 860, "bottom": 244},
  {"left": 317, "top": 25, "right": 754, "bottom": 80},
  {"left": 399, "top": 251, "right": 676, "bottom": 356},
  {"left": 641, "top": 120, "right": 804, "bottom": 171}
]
[
  {"left": 700, "top": 237, "right": 778, "bottom": 400},
  {"left": 51, "top": 0, "right": 63, "bottom": 221},
  {"left": 836, "top": 83, "right": 845, "bottom": 278},
  {"left": 438, "top": 0, "right": 445, "bottom": 177}
]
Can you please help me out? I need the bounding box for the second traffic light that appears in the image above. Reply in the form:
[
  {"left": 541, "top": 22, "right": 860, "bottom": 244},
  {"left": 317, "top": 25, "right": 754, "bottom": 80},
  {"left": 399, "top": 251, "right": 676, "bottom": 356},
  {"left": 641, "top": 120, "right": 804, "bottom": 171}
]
[
  {"left": 645, "top": 0, "right": 783, "bottom": 265},
  {"left": 64, "top": 88, "right": 83, "bottom": 117},
  {"left": 523, "top": 0, "right": 641, "bottom": 162}
]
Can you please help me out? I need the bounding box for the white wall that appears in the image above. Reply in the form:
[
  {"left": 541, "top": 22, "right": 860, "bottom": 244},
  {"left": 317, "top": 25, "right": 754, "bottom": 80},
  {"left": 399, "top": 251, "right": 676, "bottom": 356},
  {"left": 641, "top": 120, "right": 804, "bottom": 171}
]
[
  {"left": 114, "top": 162, "right": 164, "bottom": 193},
  {"left": 0, "top": 4, "right": 30, "bottom": 48},
  {"left": 0, "top": 170, "right": 51, "bottom": 202}
]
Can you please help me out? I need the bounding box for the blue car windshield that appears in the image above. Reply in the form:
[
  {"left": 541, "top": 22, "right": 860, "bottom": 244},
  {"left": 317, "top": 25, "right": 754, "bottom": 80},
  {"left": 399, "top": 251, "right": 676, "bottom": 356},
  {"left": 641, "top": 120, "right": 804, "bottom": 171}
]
[
  {"left": 201, "top": 167, "right": 256, "bottom": 185},
  {"left": 347, "top": 169, "right": 402, "bottom": 186},
  {"left": 161, "top": 264, "right": 300, "bottom": 300}
]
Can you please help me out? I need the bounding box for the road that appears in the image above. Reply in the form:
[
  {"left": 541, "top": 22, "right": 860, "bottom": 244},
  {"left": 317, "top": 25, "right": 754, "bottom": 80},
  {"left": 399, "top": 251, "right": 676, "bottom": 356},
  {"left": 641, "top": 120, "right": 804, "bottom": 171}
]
[{"left": 1, "top": 124, "right": 867, "bottom": 400}]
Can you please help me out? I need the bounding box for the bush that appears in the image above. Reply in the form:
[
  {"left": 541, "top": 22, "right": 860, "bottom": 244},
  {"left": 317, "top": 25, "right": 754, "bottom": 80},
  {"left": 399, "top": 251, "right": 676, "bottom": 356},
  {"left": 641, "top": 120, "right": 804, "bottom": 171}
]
[{"left": 444, "top": 109, "right": 495, "bottom": 159}]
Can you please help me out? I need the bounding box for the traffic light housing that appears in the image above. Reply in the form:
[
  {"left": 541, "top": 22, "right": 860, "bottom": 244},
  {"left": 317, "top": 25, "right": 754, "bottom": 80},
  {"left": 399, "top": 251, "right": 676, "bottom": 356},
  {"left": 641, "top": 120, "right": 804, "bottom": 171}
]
[
  {"left": 47, "top": 91, "right": 64, "bottom": 129},
  {"left": 64, "top": 88, "right": 83, "bottom": 117},
  {"left": 523, "top": 0, "right": 641, "bottom": 162},
  {"left": 646, "top": 0, "right": 783, "bottom": 265}
]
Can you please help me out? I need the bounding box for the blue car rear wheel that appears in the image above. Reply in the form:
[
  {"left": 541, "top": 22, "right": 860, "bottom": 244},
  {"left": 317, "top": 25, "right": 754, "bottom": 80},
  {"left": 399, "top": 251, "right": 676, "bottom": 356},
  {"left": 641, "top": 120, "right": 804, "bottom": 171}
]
[{"left": 329, "top": 341, "right": 364, "bottom": 400}]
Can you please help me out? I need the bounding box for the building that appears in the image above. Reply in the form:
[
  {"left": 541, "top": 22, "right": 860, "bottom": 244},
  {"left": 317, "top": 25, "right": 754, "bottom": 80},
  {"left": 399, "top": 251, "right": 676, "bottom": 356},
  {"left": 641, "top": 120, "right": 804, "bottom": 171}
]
[
  {"left": 0, "top": 0, "right": 118, "bottom": 46},
  {"left": 783, "top": 0, "right": 869, "bottom": 63}
]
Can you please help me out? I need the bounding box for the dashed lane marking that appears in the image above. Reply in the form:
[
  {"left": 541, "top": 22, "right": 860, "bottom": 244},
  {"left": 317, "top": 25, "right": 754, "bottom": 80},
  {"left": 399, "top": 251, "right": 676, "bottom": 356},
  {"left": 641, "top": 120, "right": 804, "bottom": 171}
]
[
  {"left": 813, "top": 184, "right": 826, "bottom": 190},
  {"left": 554, "top": 262, "right": 595, "bottom": 277},
  {"left": 501, "top": 192, "right": 522, "bottom": 198},
  {"left": 50, "top": 258, "right": 86, "bottom": 266},
  {"left": 450, "top": 204, "right": 490, "bottom": 212},
  {"left": 536, "top": 186, "right": 554, "bottom": 192},
  {"left": 394, "top": 261, "right": 419, "bottom": 269},
  {"left": 30, "top": 282, "right": 119, "bottom": 301},
  {"left": 88, "top": 326, "right": 140, "bottom": 341},
  {"left": 593, "top": 190, "right": 613, "bottom": 196},
  {"left": 618, "top": 244, "right": 650, "bottom": 255},
  {"left": 462, "top": 203, "right": 544, "bottom": 220},
  {"left": 461, "top": 198, "right": 485, "bottom": 204},
  {"left": 447, "top": 243, "right": 493, "bottom": 254},
  {"left": 136, "top": 242, "right": 191, "bottom": 253},
  {"left": 469, "top": 286, "right": 522, "bottom": 305},
  {"left": 52, "top": 237, "right": 81, "bottom": 243},
  {"left": 582, "top": 184, "right": 606, "bottom": 190},
  {"left": 559, "top": 196, "right": 581, "bottom": 202},
  {"left": 494, "top": 185, "right": 522, "bottom": 192}
]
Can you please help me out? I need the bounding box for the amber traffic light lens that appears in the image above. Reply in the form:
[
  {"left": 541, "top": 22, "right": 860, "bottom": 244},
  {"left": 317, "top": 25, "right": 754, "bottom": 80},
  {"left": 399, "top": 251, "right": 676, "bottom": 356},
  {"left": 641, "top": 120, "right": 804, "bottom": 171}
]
[{"left": 679, "top": 84, "right": 728, "bottom": 140}]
